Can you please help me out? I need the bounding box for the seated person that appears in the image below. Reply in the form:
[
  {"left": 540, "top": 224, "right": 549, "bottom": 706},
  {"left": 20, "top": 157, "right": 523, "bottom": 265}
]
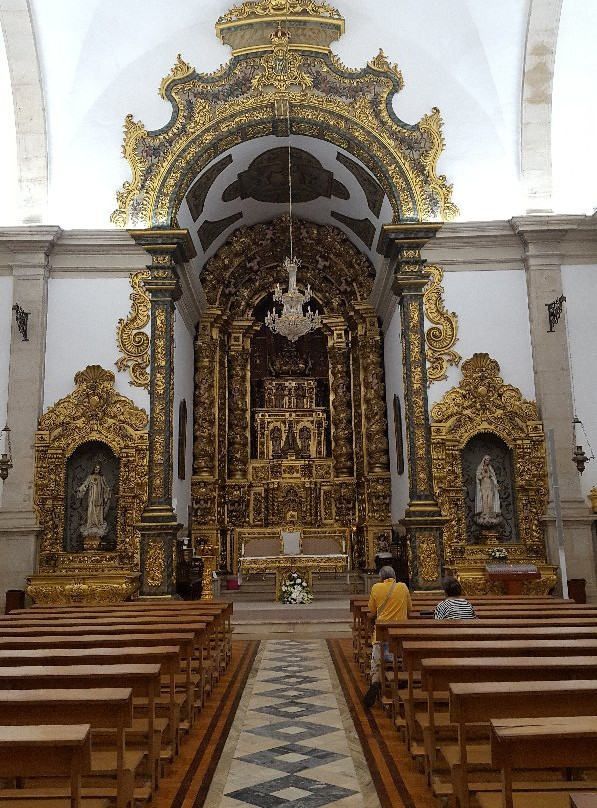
[
  {"left": 434, "top": 577, "right": 476, "bottom": 619},
  {"left": 363, "top": 565, "right": 411, "bottom": 708}
]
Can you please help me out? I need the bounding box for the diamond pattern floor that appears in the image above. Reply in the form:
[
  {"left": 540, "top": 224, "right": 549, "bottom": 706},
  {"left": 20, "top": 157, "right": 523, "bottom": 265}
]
[{"left": 206, "top": 640, "right": 378, "bottom": 808}]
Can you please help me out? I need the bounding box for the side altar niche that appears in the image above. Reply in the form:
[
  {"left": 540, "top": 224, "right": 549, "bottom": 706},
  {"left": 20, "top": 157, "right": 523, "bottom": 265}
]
[
  {"left": 27, "top": 365, "right": 148, "bottom": 604},
  {"left": 430, "top": 353, "right": 557, "bottom": 595}
]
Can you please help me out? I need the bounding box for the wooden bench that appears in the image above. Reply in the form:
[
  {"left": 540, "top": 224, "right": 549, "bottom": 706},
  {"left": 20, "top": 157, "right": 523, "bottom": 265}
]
[
  {"left": 477, "top": 716, "right": 597, "bottom": 808},
  {"left": 446, "top": 680, "right": 597, "bottom": 808},
  {"left": 419, "top": 657, "right": 597, "bottom": 783},
  {"left": 0, "top": 665, "right": 161, "bottom": 791},
  {"left": 0, "top": 725, "right": 106, "bottom": 808},
  {"left": 0, "top": 689, "right": 139, "bottom": 808},
  {"left": 0, "top": 646, "right": 183, "bottom": 752},
  {"left": 401, "top": 641, "right": 597, "bottom": 759}
]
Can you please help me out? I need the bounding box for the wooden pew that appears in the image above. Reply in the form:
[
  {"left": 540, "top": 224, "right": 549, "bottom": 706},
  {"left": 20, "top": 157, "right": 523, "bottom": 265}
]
[
  {"left": 0, "top": 621, "right": 213, "bottom": 710},
  {"left": 0, "top": 689, "right": 138, "bottom": 808},
  {"left": 447, "top": 680, "right": 597, "bottom": 808},
  {"left": 0, "top": 725, "right": 104, "bottom": 808},
  {"left": 0, "top": 633, "right": 196, "bottom": 727},
  {"left": 0, "top": 647, "right": 182, "bottom": 753},
  {"left": 419, "top": 657, "right": 597, "bottom": 786},
  {"left": 0, "top": 665, "right": 161, "bottom": 791},
  {"left": 0, "top": 615, "right": 216, "bottom": 693},
  {"left": 478, "top": 716, "right": 597, "bottom": 808},
  {"left": 401, "top": 641, "right": 597, "bottom": 764}
]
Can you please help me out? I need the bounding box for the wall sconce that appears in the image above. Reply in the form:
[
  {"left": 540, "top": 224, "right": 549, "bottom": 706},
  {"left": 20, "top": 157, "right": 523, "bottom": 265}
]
[
  {"left": 0, "top": 423, "right": 12, "bottom": 481},
  {"left": 572, "top": 417, "right": 594, "bottom": 475},
  {"left": 12, "top": 304, "right": 30, "bottom": 341}
]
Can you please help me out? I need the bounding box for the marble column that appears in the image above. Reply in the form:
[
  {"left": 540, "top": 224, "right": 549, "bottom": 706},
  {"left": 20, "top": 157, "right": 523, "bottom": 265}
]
[
  {"left": 0, "top": 228, "right": 60, "bottom": 599},
  {"left": 129, "top": 229, "right": 195, "bottom": 597},
  {"left": 512, "top": 217, "right": 597, "bottom": 599},
  {"left": 379, "top": 223, "right": 446, "bottom": 589}
]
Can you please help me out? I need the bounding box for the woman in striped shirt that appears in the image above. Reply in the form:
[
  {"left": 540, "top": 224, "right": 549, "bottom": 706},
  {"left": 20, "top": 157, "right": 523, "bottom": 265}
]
[{"left": 434, "top": 577, "right": 476, "bottom": 619}]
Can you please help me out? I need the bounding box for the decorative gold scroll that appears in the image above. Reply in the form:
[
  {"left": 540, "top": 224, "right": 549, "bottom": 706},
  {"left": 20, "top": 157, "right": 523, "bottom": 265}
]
[
  {"left": 115, "top": 269, "right": 151, "bottom": 389},
  {"left": 423, "top": 265, "right": 460, "bottom": 384}
]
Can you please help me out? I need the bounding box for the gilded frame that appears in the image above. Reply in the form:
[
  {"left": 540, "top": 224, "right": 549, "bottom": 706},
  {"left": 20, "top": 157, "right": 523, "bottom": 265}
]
[
  {"left": 32, "top": 365, "right": 149, "bottom": 578},
  {"left": 430, "top": 353, "right": 552, "bottom": 581}
]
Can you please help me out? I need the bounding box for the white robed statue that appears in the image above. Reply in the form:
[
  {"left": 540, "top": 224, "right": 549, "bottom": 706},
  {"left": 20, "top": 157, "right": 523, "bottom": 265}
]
[
  {"left": 474, "top": 454, "right": 502, "bottom": 527},
  {"left": 77, "top": 463, "right": 111, "bottom": 539}
]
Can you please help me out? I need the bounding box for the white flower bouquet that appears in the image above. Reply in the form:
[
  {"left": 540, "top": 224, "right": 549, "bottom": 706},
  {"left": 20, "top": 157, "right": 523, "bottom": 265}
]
[
  {"left": 488, "top": 547, "right": 508, "bottom": 561},
  {"left": 280, "top": 571, "right": 314, "bottom": 604}
]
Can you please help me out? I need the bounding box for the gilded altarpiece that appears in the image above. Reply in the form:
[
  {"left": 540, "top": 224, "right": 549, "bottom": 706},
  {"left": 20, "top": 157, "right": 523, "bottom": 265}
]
[
  {"left": 430, "top": 353, "right": 556, "bottom": 594},
  {"left": 192, "top": 217, "right": 392, "bottom": 582},
  {"left": 28, "top": 366, "right": 148, "bottom": 604}
]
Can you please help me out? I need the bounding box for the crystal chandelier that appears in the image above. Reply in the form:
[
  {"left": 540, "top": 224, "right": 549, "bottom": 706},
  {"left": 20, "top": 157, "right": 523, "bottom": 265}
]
[
  {"left": 265, "top": 256, "right": 321, "bottom": 342},
  {"left": 265, "top": 45, "right": 321, "bottom": 343}
]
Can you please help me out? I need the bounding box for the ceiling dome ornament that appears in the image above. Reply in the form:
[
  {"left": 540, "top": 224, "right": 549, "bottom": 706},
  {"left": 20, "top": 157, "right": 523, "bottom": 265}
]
[{"left": 112, "top": 1, "right": 458, "bottom": 229}]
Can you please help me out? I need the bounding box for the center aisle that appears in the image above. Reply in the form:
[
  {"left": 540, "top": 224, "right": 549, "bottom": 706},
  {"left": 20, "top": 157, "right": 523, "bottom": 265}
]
[{"left": 204, "top": 639, "right": 381, "bottom": 808}]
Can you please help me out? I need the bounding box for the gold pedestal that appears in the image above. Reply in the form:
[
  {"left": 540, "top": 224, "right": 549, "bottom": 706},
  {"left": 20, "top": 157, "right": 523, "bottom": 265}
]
[
  {"left": 26, "top": 572, "right": 139, "bottom": 605},
  {"left": 445, "top": 563, "right": 557, "bottom": 596}
]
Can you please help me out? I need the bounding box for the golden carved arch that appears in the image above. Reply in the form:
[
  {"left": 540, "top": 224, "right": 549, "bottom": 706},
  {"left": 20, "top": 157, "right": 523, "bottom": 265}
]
[
  {"left": 430, "top": 353, "right": 551, "bottom": 581},
  {"left": 201, "top": 215, "right": 375, "bottom": 315},
  {"left": 111, "top": 2, "right": 458, "bottom": 228},
  {"left": 30, "top": 365, "right": 149, "bottom": 602}
]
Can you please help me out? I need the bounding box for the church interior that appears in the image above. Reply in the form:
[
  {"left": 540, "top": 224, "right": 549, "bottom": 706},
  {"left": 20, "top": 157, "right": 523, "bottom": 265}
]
[{"left": 1, "top": 1, "right": 597, "bottom": 807}]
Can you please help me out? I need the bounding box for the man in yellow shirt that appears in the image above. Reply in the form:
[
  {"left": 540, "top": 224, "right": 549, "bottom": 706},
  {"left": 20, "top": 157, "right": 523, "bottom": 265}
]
[{"left": 363, "top": 565, "right": 411, "bottom": 708}]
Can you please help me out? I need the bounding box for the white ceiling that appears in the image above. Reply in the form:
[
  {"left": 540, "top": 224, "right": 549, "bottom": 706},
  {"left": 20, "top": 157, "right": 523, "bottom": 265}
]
[{"left": 0, "top": 0, "right": 594, "bottom": 228}]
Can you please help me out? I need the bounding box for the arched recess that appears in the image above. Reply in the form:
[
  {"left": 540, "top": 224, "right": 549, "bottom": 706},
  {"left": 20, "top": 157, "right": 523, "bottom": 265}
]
[
  {"left": 430, "top": 353, "right": 555, "bottom": 594},
  {"left": 192, "top": 216, "right": 392, "bottom": 586},
  {"left": 112, "top": 2, "right": 458, "bottom": 229}
]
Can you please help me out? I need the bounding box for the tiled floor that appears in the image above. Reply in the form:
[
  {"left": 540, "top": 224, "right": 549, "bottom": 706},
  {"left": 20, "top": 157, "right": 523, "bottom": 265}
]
[{"left": 204, "top": 640, "right": 381, "bottom": 808}]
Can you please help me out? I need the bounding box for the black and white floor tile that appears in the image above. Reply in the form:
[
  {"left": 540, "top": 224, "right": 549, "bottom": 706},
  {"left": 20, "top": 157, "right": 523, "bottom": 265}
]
[{"left": 205, "top": 640, "right": 378, "bottom": 808}]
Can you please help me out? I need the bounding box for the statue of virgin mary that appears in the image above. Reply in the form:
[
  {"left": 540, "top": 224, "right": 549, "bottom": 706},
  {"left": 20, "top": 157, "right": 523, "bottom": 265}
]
[{"left": 474, "top": 454, "right": 502, "bottom": 527}]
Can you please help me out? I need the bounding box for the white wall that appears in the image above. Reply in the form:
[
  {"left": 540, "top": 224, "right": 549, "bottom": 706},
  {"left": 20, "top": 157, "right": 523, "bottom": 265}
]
[
  {"left": 173, "top": 309, "right": 194, "bottom": 533},
  {"left": 44, "top": 278, "right": 149, "bottom": 413},
  {"left": 0, "top": 276, "right": 13, "bottom": 508},
  {"left": 561, "top": 265, "right": 597, "bottom": 499},
  {"left": 383, "top": 305, "right": 409, "bottom": 523},
  {"left": 427, "top": 269, "right": 536, "bottom": 409}
]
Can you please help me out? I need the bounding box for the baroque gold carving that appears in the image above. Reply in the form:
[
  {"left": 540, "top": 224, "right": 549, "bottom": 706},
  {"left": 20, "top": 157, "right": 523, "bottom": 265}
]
[
  {"left": 253, "top": 25, "right": 312, "bottom": 92},
  {"left": 431, "top": 353, "right": 550, "bottom": 571},
  {"left": 218, "top": 0, "right": 343, "bottom": 22},
  {"left": 417, "top": 532, "right": 439, "bottom": 582},
  {"left": 359, "top": 323, "right": 390, "bottom": 474},
  {"left": 112, "top": 5, "right": 458, "bottom": 228},
  {"left": 423, "top": 265, "right": 461, "bottom": 384},
  {"left": 151, "top": 307, "right": 167, "bottom": 500},
  {"left": 27, "top": 574, "right": 139, "bottom": 605},
  {"left": 116, "top": 269, "right": 151, "bottom": 389},
  {"left": 408, "top": 301, "right": 430, "bottom": 492},
  {"left": 146, "top": 540, "right": 165, "bottom": 587},
  {"left": 32, "top": 365, "right": 148, "bottom": 585}
]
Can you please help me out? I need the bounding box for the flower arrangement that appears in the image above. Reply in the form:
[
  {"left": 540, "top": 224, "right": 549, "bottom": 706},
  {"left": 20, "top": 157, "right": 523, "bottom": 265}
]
[
  {"left": 280, "top": 571, "right": 314, "bottom": 604},
  {"left": 488, "top": 547, "right": 508, "bottom": 561}
]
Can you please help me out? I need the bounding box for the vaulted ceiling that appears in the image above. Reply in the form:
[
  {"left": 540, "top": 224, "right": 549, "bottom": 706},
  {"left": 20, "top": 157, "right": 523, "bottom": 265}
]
[{"left": 0, "top": 0, "right": 595, "bottom": 229}]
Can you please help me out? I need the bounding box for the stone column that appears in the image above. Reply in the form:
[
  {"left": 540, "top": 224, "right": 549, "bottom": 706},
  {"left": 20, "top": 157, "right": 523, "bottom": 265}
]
[
  {"left": 0, "top": 228, "right": 60, "bottom": 599},
  {"left": 129, "top": 229, "right": 195, "bottom": 597},
  {"left": 379, "top": 223, "right": 446, "bottom": 589},
  {"left": 512, "top": 217, "right": 597, "bottom": 599}
]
